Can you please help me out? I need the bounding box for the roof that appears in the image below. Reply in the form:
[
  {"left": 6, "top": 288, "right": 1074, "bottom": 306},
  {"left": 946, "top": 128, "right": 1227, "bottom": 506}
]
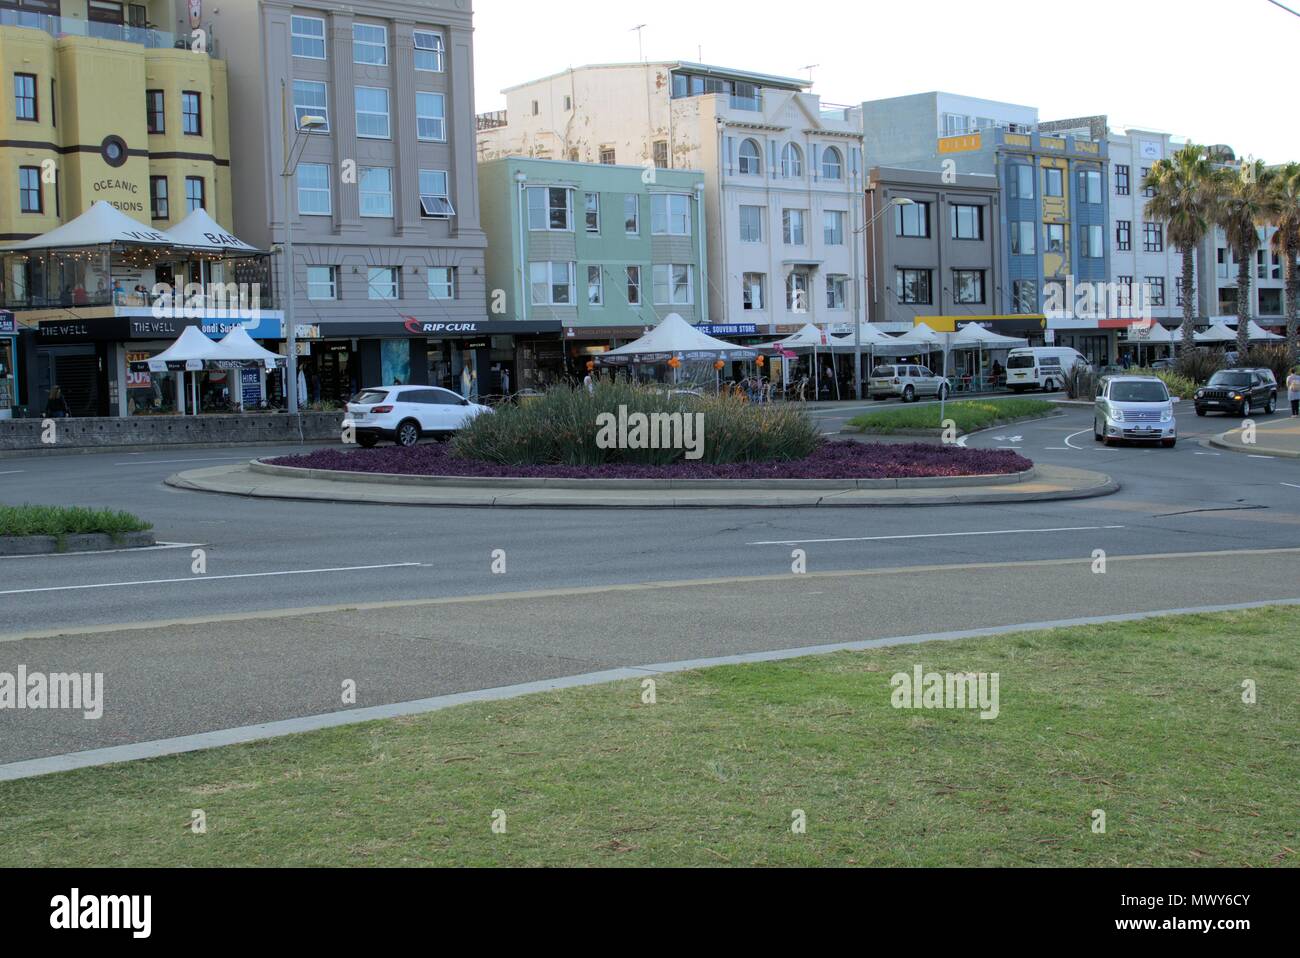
[
  {"left": 1, "top": 201, "right": 179, "bottom": 252},
  {"left": 502, "top": 60, "right": 809, "bottom": 95}
]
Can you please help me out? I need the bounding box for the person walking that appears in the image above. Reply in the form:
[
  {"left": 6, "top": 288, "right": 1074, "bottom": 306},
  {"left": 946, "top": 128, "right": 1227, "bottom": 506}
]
[
  {"left": 499, "top": 366, "right": 510, "bottom": 398},
  {"left": 43, "top": 385, "right": 71, "bottom": 418},
  {"left": 1287, "top": 366, "right": 1300, "bottom": 417},
  {"left": 583, "top": 370, "right": 595, "bottom": 395}
]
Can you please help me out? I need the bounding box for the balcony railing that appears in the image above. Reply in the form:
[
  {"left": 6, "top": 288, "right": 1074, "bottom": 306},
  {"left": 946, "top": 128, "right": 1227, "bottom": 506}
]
[
  {"left": 476, "top": 110, "right": 508, "bottom": 131},
  {"left": 0, "top": 11, "right": 187, "bottom": 51}
]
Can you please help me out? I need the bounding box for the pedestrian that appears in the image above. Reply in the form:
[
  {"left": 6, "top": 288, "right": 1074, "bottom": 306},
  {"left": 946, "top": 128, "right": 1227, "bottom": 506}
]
[
  {"left": 1287, "top": 366, "right": 1300, "bottom": 417},
  {"left": 500, "top": 366, "right": 510, "bottom": 397},
  {"left": 44, "top": 385, "right": 71, "bottom": 418},
  {"left": 583, "top": 370, "right": 595, "bottom": 395}
]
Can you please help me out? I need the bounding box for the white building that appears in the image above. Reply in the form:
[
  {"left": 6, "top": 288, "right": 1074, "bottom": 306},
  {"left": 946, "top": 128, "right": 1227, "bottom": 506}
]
[{"left": 478, "top": 62, "right": 866, "bottom": 335}]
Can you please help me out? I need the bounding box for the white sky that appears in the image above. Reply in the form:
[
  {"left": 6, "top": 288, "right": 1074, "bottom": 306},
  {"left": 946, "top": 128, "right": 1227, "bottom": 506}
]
[{"left": 474, "top": 0, "right": 1298, "bottom": 161}]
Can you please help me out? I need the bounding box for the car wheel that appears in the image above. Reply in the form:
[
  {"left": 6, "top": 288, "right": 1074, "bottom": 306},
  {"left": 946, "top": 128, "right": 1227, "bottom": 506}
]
[
  {"left": 1093, "top": 421, "right": 1103, "bottom": 442},
  {"left": 938, "top": 384, "right": 949, "bottom": 401},
  {"left": 1240, "top": 401, "right": 1252, "bottom": 419},
  {"left": 903, "top": 386, "right": 915, "bottom": 403},
  {"left": 357, "top": 434, "right": 378, "bottom": 449},
  {"left": 1195, "top": 408, "right": 1206, "bottom": 417},
  {"left": 1162, "top": 438, "right": 1177, "bottom": 448},
  {"left": 1043, "top": 379, "right": 1055, "bottom": 392},
  {"left": 1264, "top": 396, "right": 1276, "bottom": 415},
  {"left": 396, "top": 420, "right": 421, "bottom": 447}
]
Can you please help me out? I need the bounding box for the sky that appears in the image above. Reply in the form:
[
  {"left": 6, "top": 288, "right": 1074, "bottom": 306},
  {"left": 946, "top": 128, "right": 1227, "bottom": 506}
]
[{"left": 474, "top": 0, "right": 1300, "bottom": 161}]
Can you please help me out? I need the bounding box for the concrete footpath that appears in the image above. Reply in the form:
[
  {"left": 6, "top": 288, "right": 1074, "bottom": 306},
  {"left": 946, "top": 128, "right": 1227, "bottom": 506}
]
[
  {"left": 1210, "top": 417, "right": 1300, "bottom": 459},
  {"left": 167, "top": 461, "right": 1118, "bottom": 508}
]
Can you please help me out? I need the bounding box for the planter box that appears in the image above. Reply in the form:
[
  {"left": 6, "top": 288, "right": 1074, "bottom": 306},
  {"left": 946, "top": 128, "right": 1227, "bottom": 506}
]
[{"left": 0, "top": 531, "right": 156, "bottom": 556}]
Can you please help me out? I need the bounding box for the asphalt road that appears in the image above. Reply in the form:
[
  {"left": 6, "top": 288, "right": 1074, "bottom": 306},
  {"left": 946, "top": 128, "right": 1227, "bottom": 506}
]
[{"left": 0, "top": 402, "right": 1297, "bottom": 764}]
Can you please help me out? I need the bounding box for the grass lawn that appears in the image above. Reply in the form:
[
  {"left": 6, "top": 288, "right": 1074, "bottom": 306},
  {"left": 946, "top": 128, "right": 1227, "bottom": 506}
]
[
  {"left": 0, "top": 504, "right": 152, "bottom": 539},
  {"left": 1, "top": 607, "right": 1296, "bottom": 867},
  {"left": 848, "top": 398, "right": 1057, "bottom": 435}
]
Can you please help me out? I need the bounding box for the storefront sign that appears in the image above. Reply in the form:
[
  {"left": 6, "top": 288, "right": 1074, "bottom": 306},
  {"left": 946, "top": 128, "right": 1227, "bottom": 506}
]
[
  {"left": 694, "top": 324, "right": 758, "bottom": 337},
  {"left": 0, "top": 311, "right": 15, "bottom": 335},
  {"left": 316, "top": 320, "right": 561, "bottom": 339},
  {"left": 240, "top": 366, "right": 261, "bottom": 407}
]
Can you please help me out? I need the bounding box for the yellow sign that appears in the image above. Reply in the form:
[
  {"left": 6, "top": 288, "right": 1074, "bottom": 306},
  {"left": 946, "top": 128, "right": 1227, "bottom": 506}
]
[{"left": 938, "top": 133, "right": 981, "bottom": 154}]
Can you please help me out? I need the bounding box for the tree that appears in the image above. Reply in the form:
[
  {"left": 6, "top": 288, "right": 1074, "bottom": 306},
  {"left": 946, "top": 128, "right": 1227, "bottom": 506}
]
[
  {"left": 1143, "top": 145, "right": 1219, "bottom": 351},
  {"left": 1216, "top": 159, "right": 1278, "bottom": 358},
  {"left": 1269, "top": 161, "right": 1300, "bottom": 365}
]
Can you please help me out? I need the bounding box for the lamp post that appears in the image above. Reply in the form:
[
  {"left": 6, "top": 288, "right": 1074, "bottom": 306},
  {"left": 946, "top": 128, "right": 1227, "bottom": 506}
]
[
  {"left": 852, "top": 196, "right": 914, "bottom": 399},
  {"left": 280, "top": 79, "right": 325, "bottom": 415}
]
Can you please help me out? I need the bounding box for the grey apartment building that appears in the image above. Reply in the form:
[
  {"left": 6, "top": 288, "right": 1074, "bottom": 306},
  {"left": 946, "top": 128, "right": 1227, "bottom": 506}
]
[{"left": 209, "top": 0, "right": 535, "bottom": 400}]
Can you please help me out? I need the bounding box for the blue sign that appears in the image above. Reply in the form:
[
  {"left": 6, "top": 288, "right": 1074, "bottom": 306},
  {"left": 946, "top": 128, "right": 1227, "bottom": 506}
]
[
  {"left": 201, "top": 317, "right": 283, "bottom": 340},
  {"left": 0, "top": 310, "right": 15, "bottom": 335},
  {"left": 240, "top": 366, "right": 262, "bottom": 407},
  {"left": 694, "top": 324, "right": 757, "bottom": 337}
]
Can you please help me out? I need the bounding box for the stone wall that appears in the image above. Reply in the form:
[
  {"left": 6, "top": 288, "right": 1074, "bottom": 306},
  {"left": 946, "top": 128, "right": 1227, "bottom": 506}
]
[{"left": 0, "top": 414, "right": 344, "bottom": 451}]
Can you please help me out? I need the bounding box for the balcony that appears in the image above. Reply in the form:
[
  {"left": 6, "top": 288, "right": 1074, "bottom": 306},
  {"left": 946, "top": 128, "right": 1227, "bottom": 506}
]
[
  {"left": 0, "top": 10, "right": 188, "bottom": 51},
  {"left": 476, "top": 110, "right": 508, "bottom": 131}
]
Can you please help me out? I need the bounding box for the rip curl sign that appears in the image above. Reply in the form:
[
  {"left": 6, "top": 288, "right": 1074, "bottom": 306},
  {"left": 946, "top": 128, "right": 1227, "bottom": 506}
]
[{"left": 402, "top": 317, "right": 482, "bottom": 336}]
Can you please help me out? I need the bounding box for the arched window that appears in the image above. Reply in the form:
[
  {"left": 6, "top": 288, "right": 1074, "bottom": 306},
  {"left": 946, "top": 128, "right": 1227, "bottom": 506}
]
[
  {"left": 821, "top": 146, "right": 843, "bottom": 180},
  {"left": 738, "top": 139, "right": 762, "bottom": 175},
  {"left": 781, "top": 143, "right": 803, "bottom": 178}
]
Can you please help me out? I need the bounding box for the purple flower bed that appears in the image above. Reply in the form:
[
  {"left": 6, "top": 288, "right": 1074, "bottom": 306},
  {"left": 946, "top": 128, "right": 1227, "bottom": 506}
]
[{"left": 269, "top": 441, "right": 1032, "bottom": 481}]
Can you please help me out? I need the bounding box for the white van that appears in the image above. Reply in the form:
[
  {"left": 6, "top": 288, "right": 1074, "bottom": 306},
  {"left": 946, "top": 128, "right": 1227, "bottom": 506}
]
[{"left": 1005, "top": 347, "right": 1090, "bottom": 392}]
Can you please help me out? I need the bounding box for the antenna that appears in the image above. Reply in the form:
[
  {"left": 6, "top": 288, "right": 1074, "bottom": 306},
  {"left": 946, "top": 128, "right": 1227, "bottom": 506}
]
[
  {"left": 631, "top": 24, "right": 647, "bottom": 62},
  {"left": 801, "top": 64, "right": 819, "bottom": 87}
]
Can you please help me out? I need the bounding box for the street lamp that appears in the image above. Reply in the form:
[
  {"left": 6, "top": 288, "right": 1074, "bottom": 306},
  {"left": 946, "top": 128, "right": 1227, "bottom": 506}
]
[
  {"left": 281, "top": 79, "right": 325, "bottom": 415},
  {"left": 851, "top": 197, "right": 914, "bottom": 400}
]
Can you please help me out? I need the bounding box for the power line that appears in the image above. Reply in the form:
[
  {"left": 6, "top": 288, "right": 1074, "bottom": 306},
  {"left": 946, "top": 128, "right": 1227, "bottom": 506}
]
[{"left": 1267, "top": 0, "right": 1300, "bottom": 17}]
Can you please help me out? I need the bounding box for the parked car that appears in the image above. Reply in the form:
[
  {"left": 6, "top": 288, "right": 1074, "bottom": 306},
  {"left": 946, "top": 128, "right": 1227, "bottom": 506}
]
[
  {"left": 1094, "top": 375, "right": 1179, "bottom": 447},
  {"left": 1194, "top": 369, "right": 1278, "bottom": 418},
  {"left": 1149, "top": 357, "right": 1175, "bottom": 370},
  {"left": 1006, "top": 347, "right": 1090, "bottom": 392},
  {"left": 344, "top": 385, "right": 491, "bottom": 447},
  {"left": 868, "top": 364, "right": 949, "bottom": 402}
]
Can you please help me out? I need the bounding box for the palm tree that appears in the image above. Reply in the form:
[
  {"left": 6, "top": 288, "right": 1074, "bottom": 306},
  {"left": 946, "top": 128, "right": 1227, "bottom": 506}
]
[
  {"left": 1143, "top": 145, "right": 1219, "bottom": 351},
  {"left": 1269, "top": 162, "right": 1300, "bottom": 364},
  {"left": 1216, "top": 159, "right": 1278, "bottom": 358}
]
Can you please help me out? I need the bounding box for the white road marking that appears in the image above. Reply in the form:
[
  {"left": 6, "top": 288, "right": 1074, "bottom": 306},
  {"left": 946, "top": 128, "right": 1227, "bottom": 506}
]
[
  {"left": 1283, "top": 483, "right": 1300, "bottom": 490},
  {"left": 0, "top": 563, "right": 424, "bottom": 597},
  {"left": 1194, "top": 452, "right": 1222, "bottom": 457},
  {"left": 1247, "top": 455, "right": 1276, "bottom": 460},
  {"left": 0, "top": 470, "right": 25, "bottom": 475},
  {"left": 1063, "top": 429, "right": 1092, "bottom": 450},
  {"left": 749, "top": 525, "right": 1125, "bottom": 546},
  {"left": 0, "top": 542, "right": 204, "bottom": 561},
  {"left": 112, "top": 456, "right": 249, "bottom": 465}
]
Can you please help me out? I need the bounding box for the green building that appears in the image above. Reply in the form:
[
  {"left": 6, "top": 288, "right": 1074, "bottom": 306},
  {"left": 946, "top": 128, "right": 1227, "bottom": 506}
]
[{"left": 479, "top": 157, "right": 708, "bottom": 385}]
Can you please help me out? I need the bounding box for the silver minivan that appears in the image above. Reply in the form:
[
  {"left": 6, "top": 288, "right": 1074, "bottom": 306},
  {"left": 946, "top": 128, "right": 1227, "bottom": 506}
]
[
  {"left": 1094, "top": 375, "right": 1178, "bottom": 447},
  {"left": 869, "top": 364, "right": 949, "bottom": 402}
]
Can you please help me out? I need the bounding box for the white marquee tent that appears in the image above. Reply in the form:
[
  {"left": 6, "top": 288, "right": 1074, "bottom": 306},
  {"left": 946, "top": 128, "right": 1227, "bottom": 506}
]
[{"left": 0, "top": 201, "right": 180, "bottom": 252}]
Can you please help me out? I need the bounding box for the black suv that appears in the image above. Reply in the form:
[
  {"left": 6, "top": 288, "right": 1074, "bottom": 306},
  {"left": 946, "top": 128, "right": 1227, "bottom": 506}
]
[{"left": 1194, "top": 369, "right": 1278, "bottom": 417}]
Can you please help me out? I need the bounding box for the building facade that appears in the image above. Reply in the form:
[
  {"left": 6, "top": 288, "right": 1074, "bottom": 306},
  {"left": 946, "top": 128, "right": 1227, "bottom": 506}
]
[
  {"left": 479, "top": 157, "right": 706, "bottom": 386},
  {"left": 478, "top": 61, "right": 866, "bottom": 339}
]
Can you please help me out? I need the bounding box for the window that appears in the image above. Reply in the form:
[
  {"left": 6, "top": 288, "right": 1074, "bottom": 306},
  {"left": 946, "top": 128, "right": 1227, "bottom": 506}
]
[
  {"left": 1012, "top": 280, "right": 1038, "bottom": 313},
  {"left": 184, "top": 176, "right": 205, "bottom": 212},
  {"left": 587, "top": 266, "right": 603, "bottom": 306},
  {"left": 145, "top": 89, "right": 164, "bottom": 133},
  {"left": 1141, "top": 167, "right": 1155, "bottom": 198},
  {"left": 942, "top": 113, "right": 967, "bottom": 136},
  {"left": 18, "top": 166, "right": 41, "bottom": 213},
  {"left": 359, "top": 167, "right": 393, "bottom": 217},
  {"left": 896, "top": 268, "right": 932, "bottom": 305},
  {"left": 780, "top": 143, "right": 803, "bottom": 178},
  {"left": 786, "top": 272, "right": 809, "bottom": 312},
  {"left": 297, "top": 163, "right": 331, "bottom": 215},
  {"left": 584, "top": 192, "right": 600, "bottom": 233},
  {"left": 1144, "top": 276, "right": 1165, "bottom": 307},
  {"left": 896, "top": 201, "right": 929, "bottom": 238},
  {"left": 653, "top": 140, "right": 668, "bottom": 170},
  {"left": 1259, "top": 287, "right": 1282, "bottom": 315},
  {"left": 1045, "top": 223, "right": 1065, "bottom": 254},
  {"left": 293, "top": 80, "right": 330, "bottom": 132},
  {"left": 181, "top": 91, "right": 201, "bottom": 135},
  {"left": 1116, "top": 220, "right": 1131, "bottom": 251},
  {"left": 626, "top": 266, "right": 641, "bottom": 305},
  {"left": 651, "top": 193, "right": 691, "bottom": 236},
  {"left": 531, "top": 100, "right": 539, "bottom": 116},
  {"left": 14, "top": 73, "right": 36, "bottom": 121},
  {"left": 1115, "top": 164, "right": 1130, "bottom": 196},
  {"left": 1044, "top": 167, "right": 1063, "bottom": 197},
  {"left": 739, "top": 205, "right": 763, "bottom": 243},
  {"left": 821, "top": 147, "right": 843, "bottom": 180},
  {"left": 368, "top": 267, "right": 399, "bottom": 300},
  {"left": 951, "top": 204, "right": 982, "bottom": 240},
  {"left": 562, "top": 95, "right": 572, "bottom": 111},
  {"left": 530, "top": 262, "right": 574, "bottom": 305},
  {"left": 353, "top": 23, "right": 387, "bottom": 65},
  {"left": 600, "top": 147, "right": 616, "bottom": 165},
  {"left": 291, "top": 15, "right": 326, "bottom": 59},
  {"left": 149, "top": 176, "right": 168, "bottom": 220},
  {"left": 782, "top": 209, "right": 806, "bottom": 245},
  {"left": 356, "top": 87, "right": 390, "bottom": 139},
  {"left": 418, "top": 170, "right": 454, "bottom": 218},
  {"left": 1009, "top": 165, "right": 1034, "bottom": 199},
  {"left": 1115, "top": 276, "right": 1133, "bottom": 308},
  {"left": 738, "top": 139, "right": 761, "bottom": 175},
  {"left": 1081, "top": 224, "right": 1103, "bottom": 259},
  {"left": 1143, "top": 221, "right": 1164, "bottom": 253},
  {"left": 49, "top": 76, "right": 54, "bottom": 126},
  {"left": 90, "top": 1, "right": 124, "bottom": 25},
  {"left": 624, "top": 194, "right": 639, "bottom": 234},
  {"left": 416, "top": 91, "right": 445, "bottom": 141},
  {"left": 1079, "top": 169, "right": 1102, "bottom": 204},
  {"left": 743, "top": 273, "right": 765, "bottom": 311},
  {"left": 826, "top": 274, "right": 848, "bottom": 310},
  {"left": 428, "top": 267, "right": 455, "bottom": 301},
  {"left": 527, "top": 187, "right": 572, "bottom": 231},
  {"left": 653, "top": 264, "right": 693, "bottom": 305},
  {"left": 413, "top": 30, "right": 444, "bottom": 72},
  {"left": 307, "top": 266, "right": 337, "bottom": 300},
  {"left": 953, "top": 269, "right": 985, "bottom": 304},
  {"left": 823, "top": 210, "right": 845, "bottom": 246},
  {"left": 1010, "top": 221, "right": 1036, "bottom": 255}
]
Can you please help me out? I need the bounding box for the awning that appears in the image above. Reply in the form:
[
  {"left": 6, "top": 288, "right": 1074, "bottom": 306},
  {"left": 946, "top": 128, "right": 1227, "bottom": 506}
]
[
  {"left": 144, "top": 325, "right": 227, "bottom": 372},
  {"left": 598, "top": 313, "right": 757, "bottom": 362},
  {"left": 0, "top": 201, "right": 181, "bottom": 252},
  {"left": 167, "top": 208, "right": 263, "bottom": 255}
]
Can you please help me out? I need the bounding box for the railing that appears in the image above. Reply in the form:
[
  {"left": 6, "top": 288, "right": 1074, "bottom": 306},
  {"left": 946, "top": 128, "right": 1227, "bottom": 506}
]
[
  {"left": 819, "top": 103, "right": 855, "bottom": 123},
  {"left": 476, "top": 110, "right": 508, "bottom": 131},
  {"left": 729, "top": 93, "right": 763, "bottom": 112},
  {"left": 0, "top": 11, "right": 187, "bottom": 51},
  {"left": 2, "top": 289, "right": 277, "bottom": 311}
]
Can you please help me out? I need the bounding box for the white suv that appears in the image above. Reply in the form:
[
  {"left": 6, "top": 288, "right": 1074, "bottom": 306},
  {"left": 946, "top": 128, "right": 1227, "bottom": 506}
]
[{"left": 344, "top": 386, "right": 491, "bottom": 447}]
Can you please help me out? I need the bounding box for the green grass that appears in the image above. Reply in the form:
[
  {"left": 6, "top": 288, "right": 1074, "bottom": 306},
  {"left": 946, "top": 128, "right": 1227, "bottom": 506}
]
[
  {"left": 1, "top": 607, "right": 1296, "bottom": 867},
  {"left": 848, "top": 398, "right": 1057, "bottom": 435},
  {"left": 0, "top": 504, "right": 152, "bottom": 539}
]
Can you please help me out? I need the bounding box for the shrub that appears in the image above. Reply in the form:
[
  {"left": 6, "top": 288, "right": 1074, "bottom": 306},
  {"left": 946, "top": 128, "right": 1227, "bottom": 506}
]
[
  {"left": 1065, "top": 365, "right": 1096, "bottom": 400},
  {"left": 449, "top": 383, "right": 821, "bottom": 467},
  {"left": 1242, "top": 345, "right": 1295, "bottom": 385},
  {"left": 0, "top": 505, "right": 152, "bottom": 539},
  {"left": 1174, "top": 347, "right": 1225, "bottom": 385}
]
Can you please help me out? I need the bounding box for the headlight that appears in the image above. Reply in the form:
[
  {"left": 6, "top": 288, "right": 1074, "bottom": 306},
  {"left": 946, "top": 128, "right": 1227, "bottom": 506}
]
[
  {"left": 1230, "top": 393, "right": 1243, "bottom": 401},
  {"left": 1195, "top": 390, "right": 1204, "bottom": 399},
  {"left": 1162, "top": 408, "right": 1173, "bottom": 422},
  {"left": 1110, "top": 409, "right": 1124, "bottom": 423}
]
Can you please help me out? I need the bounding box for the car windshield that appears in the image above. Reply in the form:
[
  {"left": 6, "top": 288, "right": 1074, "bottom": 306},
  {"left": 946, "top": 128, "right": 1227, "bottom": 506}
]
[
  {"left": 1111, "top": 382, "right": 1168, "bottom": 403},
  {"left": 1007, "top": 356, "right": 1036, "bottom": 369},
  {"left": 871, "top": 367, "right": 896, "bottom": 377},
  {"left": 353, "top": 390, "right": 389, "bottom": 405},
  {"left": 1207, "top": 372, "right": 1252, "bottom": 388}
]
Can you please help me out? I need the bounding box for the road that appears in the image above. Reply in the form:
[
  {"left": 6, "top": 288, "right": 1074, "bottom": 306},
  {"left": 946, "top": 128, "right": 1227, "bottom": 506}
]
[{"left": 1, "top": 403, "right": 1297, "bottom": 765}]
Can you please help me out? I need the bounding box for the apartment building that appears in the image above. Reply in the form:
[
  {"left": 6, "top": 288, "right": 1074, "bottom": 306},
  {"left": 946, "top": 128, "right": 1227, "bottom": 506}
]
[
  {"left": 478, "top": 61, "right": 866, "bottom": 339},
  {"left": 479, "top": 157, "right": 706, "bottom": 385},
  {"left": 205, "top": 0, "right": 516, "bottom": 401}
]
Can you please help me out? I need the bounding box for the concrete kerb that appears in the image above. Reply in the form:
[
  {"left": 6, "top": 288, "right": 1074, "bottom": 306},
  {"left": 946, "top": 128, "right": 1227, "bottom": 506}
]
[
  {"left": 1208, "top": 433, "right": 1300, "bottom": 460},
  {"left": 0, "top": 531, "right": 156, "bottom": 556}
]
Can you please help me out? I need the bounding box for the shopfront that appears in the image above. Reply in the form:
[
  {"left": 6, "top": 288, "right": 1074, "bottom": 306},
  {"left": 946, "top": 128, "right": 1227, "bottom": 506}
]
[{"left": 0, "top": 310, "right": 17, "bottom": 419}]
